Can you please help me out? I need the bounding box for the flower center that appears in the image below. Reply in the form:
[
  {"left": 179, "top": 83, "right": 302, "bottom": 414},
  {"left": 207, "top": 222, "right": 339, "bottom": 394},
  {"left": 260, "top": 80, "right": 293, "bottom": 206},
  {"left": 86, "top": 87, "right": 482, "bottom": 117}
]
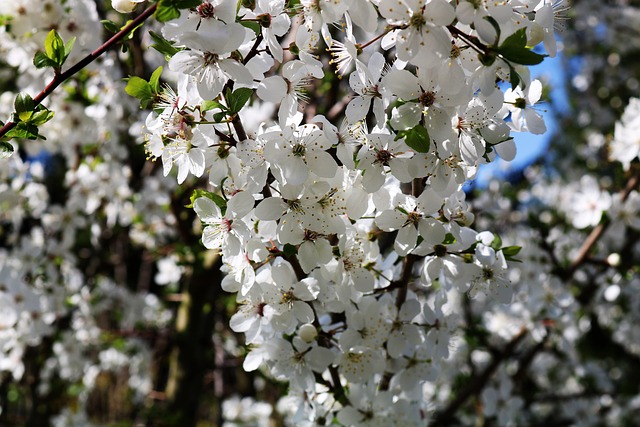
[
  {"left": 514, "top": 97, "right": 527, "bottom": 109},
  {"left": 292, "top": 143, "right": 306, "bottom": 157},
  {"left": 374, "top": 149, "right": 393, "bottom": 166},
  {"left": 410, "top": 12, "right": 426, "bottom": 29},
  {"left": 420, "top": 91, "right": 436, "bottom": 108},
  {"left": 203, "top": 52, "right": 219, "bottom": 66},
  {"left": 197, "top": 2, "right": 216, "bottom": 18}
]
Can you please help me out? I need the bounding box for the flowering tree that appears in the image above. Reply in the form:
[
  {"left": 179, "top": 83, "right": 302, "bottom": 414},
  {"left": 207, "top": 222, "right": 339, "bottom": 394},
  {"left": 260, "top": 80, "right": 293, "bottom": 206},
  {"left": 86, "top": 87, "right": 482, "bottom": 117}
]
[{"left": 1, "top": 0, "right": 640, "bottom": 425}]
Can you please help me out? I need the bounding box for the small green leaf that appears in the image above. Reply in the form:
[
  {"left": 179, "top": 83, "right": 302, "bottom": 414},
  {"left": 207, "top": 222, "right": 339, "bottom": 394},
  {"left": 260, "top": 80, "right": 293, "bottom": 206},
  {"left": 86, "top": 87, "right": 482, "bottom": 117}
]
[
  {"left": 149, "top": 66, "right": 163, "bottom": 93},
  {"left": 33, "top": 51, "right": 58, "bottom": 69},
  {"left": 101, "top": 19, "right": 120, "bottom": 33},
  {"left": 123, "top": 20, "right": 144, "bottom": 41},
  {"left": 124, "top": 76, "right": 153, "bottom": 108},
  {"left": 45, "top": 29, "right": 65, "bottom": 65},
  {"left": 28, "top": 107, "right": 55, "bottom": 126},
  {"left": 63, "top": 36, "right": 76, "bottom": 61},
  {"left": 45, "top": 30, "right": 62, "bottom": 61},
  {"left": 497, "top": 28, "right": 546, "bottom": 66},
  {"left": 149, "top": 31, "right": 182, "bottom": 60},
  {"left": 201, "top": 100, "right": 227, "bottom": 113},
  {"left": 6, "top": 122, "right": 40, "bottom": 140},
  {"left": 500, "top": 46, "right": 546, "bottom": 65},
  {"left": 14, "top": 93, "right": 35, "bottom": 121},
  {"left": 490, "top": 234, "right": 503, "bottom": 250},
  {"left": 398, "top": 125, "right": 430, "bottom": 153},
  {"left": 500, "top": 27, "right": 527, "bottom": 49},
  {"left": 155, "top": 0, "right": 181, "bottom": 22},
  {"left": 213, "top": 112, "right": 227, "bottom": 123},
  {"left": 0, "top": 140, "right": 15, "bottom": 159},
  {"left": 227, "top": 88, "right": 253, "bottom": 114},
  {"left": 501, "top": 246, "right": 522, "bottom": 257},
  {"left": 239, "top": 19, "right": 261, "bottom": 36}
]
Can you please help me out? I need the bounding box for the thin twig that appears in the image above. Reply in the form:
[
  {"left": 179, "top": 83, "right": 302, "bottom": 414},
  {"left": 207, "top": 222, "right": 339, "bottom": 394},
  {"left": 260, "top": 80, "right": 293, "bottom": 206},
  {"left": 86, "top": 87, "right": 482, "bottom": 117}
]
[
  {"left": 566, "top": 167, "right": 640, "bottom": 276},
  {"left": 430, "top": 328, "right": 528, "bottom": 426},
  {"left": 0, "top": 3, "right": 158, "bottom": 139}
]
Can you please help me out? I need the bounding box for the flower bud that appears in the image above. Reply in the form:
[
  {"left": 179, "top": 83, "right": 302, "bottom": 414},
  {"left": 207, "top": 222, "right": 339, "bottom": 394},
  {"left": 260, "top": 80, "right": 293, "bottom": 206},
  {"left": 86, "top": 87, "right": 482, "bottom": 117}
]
[
  {"left": 298, "top": 323, "right": 318, "bottom": 343},
  {"left": 112, "top": 0, "right": 143, "bottom": 13}
]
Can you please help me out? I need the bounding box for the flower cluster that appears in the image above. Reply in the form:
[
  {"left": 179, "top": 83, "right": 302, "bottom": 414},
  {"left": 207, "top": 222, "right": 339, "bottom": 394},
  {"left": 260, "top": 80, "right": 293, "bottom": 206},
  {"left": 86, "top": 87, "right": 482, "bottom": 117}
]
[
  {"left": 12, "top": 0, "right": 640, "bottom": 426},
  {"left": 135, "top": 0, "right": 557, "bottom": 422}
]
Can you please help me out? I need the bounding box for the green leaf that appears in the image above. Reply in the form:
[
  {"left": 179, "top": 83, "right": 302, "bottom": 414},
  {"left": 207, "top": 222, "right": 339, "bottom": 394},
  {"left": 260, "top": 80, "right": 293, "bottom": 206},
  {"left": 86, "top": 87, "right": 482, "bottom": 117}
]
[
  {"left": 239, "top": 19, "right": 261, "bottom": 36},
  {"left": 6, "top": 122, "right": 40, "bottom": 140},
  {"left": 155, "top": 0, "right": 181, "bottom": 22},
  {"left": 490, "top": 234, "right": 503, "bottom": 250},
  {"left": 227, "top": 88, "right": 253, "bottom": 114},
  {"left": 149, "top": 31, "right": 182, "bottom": 60},
  {"left": 497, "top": 28, "right": 546, "bottom": 66},
  {"left": 101, "top": 19, "right": 120, "bottom": 33},
  {"left": 501, "top": 246, "right": 522, "bottom": 257},
  {"left": 212, "top": 112, "right": 227, "bottom": 122},
  {"left": 33, "top": 51, "right": 58, "bottom": 69},
  {"left": 124, "top": 76, "right": 153, "bottom": 108},
  {"left": 201, "top": 100, "right": 227, "bottom": 113},
  {"left": 500, "top": 46, "right": 546, "bottom": 65},
  {"left": 397, "top": 125, "right": 430, "bottom": 153},
  {"left": 28, "top": 107, "right": 55, "bottom": 126},
  {"left": 149, "top": 66, "right": 163, "bottom": 93},
  {"left": 63, "top": 36, "right": 76, "bottom": 62},
  {"left": 45, "top": 29, "right": 64, "bottom": 63},
  {"left": 0, "top": 140, "right": 15, "bottom": 159},
  {"left": 14, "top": 93, "right": 35, "bottom": 121}
]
